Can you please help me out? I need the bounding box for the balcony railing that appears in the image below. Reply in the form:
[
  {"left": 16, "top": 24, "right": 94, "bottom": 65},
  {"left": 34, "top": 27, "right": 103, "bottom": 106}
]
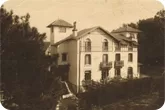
[
  {"left": 82, "top": 80, "right": 92, "bottom": 86},
  {"left": 100, "top": 62, "right": 112, "bottom": 70},
  {"left": 102, "top": 46, "right": 108, "bottom": 52},
  {"left": 85, "top": 46, "right": 91, "bottom": 52},
  {"left": 115, "top": 47, "right": 121, "bottom": 51},
  {"left": 114, "top": 60, "right": 124, "bottom": 67}
]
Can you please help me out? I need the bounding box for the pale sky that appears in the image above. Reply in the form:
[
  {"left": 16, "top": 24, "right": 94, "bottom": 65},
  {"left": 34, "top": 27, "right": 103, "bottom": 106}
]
[{"left": 4, "top": 0, "right": 163, "bottom": 41}]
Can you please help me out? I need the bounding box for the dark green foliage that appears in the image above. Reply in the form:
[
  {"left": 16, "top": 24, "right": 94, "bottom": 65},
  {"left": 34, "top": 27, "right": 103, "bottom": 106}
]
[
  {"left": 126, "top": 10, "right": 165, "bottom": 66},
  {"left": 0, "top": 6, "right": 69, "bottom": 110},
  {"left": 78, "top": 77, "right": 164, "bottom": 109}
]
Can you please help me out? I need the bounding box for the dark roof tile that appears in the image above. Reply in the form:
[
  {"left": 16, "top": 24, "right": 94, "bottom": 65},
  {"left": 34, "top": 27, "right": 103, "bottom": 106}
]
[
  {"left": 47, "top": 19, "right": 73, "bottom": 28},
  {"left": 112, "top": 26, "right": 141, "bottom": 33}
]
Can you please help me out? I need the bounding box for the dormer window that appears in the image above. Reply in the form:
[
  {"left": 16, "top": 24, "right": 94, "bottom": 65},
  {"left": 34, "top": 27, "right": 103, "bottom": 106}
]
[{"left": 59, "top": 27, "right": 66, "bottom": 33}]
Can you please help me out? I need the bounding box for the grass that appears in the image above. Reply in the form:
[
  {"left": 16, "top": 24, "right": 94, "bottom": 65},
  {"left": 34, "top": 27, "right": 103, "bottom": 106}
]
[{"left": 102, "top": 92, "right": 162, "bottom": 110}]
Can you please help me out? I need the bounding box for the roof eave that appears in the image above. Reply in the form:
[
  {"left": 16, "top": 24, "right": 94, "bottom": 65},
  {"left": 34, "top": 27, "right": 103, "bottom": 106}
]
[{"left": 47, "top": 25, "right": 73, "bottom": 28}]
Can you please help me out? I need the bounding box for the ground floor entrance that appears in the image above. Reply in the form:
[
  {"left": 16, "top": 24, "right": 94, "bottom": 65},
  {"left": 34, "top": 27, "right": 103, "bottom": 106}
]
[
  {"left": 115, "top": 68, "right": 121, "bottom": 78},
  {"left": 101, "top": 69, "right": 109, "bottom": 80}
]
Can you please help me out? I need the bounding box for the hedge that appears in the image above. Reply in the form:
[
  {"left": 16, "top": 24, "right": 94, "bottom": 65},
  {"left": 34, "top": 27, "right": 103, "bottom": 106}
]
[{"left": 77, "top": 77, "right": 164, "bottom": 109}]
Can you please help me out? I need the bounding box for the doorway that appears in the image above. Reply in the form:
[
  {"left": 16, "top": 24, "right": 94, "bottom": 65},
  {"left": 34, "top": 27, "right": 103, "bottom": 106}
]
[{"left": 101, "top": 70, "right": 109, "bottom": 80}]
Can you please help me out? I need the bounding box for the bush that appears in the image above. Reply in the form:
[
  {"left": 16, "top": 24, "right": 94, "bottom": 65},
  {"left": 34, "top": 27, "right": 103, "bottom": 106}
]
[{"left": 78, "top": 77, "right": 163, "bottom": 108}]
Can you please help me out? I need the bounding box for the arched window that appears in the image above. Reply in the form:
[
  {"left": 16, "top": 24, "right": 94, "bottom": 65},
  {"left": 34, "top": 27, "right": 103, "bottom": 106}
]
[
  {"left": 85, "top": 38, "right": 91, "bottom": 52},
  {"left": 127, "top": 67, "right": 133, "bottom": 78},
  {"left": 103, "top": 39, "right": 108, "bottom": 51},
  {"left": 128, "top": 53, "right": 133, "bottom": 62},
  {"left": 103, "top": 54, "right": 108, "bottom": 63},
  {"left": 85, "top": 54, "right": 91, "bottom": 65}
]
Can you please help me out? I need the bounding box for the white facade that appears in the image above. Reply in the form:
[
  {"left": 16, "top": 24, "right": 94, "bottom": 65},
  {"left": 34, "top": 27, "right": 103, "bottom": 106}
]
[{"left": 48, "top": 20, "right": 140, "bottom": 93}]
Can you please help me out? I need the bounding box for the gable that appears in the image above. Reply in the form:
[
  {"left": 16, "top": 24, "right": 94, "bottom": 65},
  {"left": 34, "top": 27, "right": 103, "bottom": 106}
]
[
  {"left": 53, "top": 26, "right": 121, "bottom": 46},
  {"left": 79, "top": 28, "right": 114, "bottom": 48},
  {"left": 77, "top": 27, "right": 118, "bottom": 43}
]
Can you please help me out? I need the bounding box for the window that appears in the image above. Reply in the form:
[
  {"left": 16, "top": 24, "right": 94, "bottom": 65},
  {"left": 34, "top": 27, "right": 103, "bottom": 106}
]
[
  {"left": 103, "top": 54, "right": 108, "bottom": 63},
  {"left": 101, "top": 70, "right": 109, "bottom": 80},
  {"left": 85, "top": 70, "right": 91, "bottom": 80},
  {"left": 85, "top": 54, "right": 91, "bottom": 65},
  {"left": 128, "top": 53, "right": 133, "bottom": 62},
  {"left": 115, "top": 54, "right": 120, "bottom": 61},
  {"left": 85, "top": 38, "right": 91, "bottom": 52},
  {"left": 103, "top": 39, "right": 108, "bottom": 51},
  {"left": 62, "top": 53, "right": 67, "bottom": 62},
  {"left": 115, "top": 68, "right": 121, "bottom": 76},
  {"left": 127, "top": 67, "right": 133, "bottom": 78},
  {"left": 59, "top": 27, "right": 66, "bottom": 33}
]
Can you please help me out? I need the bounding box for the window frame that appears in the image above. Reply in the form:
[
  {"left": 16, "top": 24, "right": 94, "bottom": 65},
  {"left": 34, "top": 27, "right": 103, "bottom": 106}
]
[
  {"left": 85, "top": 38, "right": 91, "bottom": 52},
  {"left": 62, "top": 53, "right": 68, "bottom": 62},
  {"left": 103, "top": 39, "right": 108, "bottom": 51},
  {"left": 103, "top": 54, "right": 108, "bottom": 63},
  {"left": 85, "top": 54, "right": 91, "bottom": 65},
  {"left": 128, "top": 53, "right": 133, "bottom": 62},
  {"left": 115, "top": 54, "right": 121, "bottom": 61},
  {"left": 127, "top": 67, "right": 133, "bottom": 78},
  {"left": 84, "top": 70, "right": 91, "bottom": 80}
]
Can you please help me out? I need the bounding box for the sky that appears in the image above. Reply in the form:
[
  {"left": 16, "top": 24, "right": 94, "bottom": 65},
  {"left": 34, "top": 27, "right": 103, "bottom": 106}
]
[{"left": 4, "top": 0, "right": 164, "bottom": 41}]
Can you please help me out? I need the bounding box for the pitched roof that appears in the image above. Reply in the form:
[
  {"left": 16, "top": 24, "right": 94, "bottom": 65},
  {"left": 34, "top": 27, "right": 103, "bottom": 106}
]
[
  {"left": 47, "top": 19, "right": 73, "bottom": 28},
  {"left": 52, "top": 26, "right": 138, "bottom": 46},
  {"left": 110, "top": 33, "right": 138, "bottom": 46},
  {"left": 112, "top": 26, "right": 141, "bottom": 33},
  {"left": 53, "top": 26, "right": 118, "bottom": 46}
]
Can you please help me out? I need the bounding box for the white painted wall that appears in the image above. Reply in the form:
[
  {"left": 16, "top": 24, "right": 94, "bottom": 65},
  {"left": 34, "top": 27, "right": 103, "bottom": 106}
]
[
  {"left": 54, "top": 27, "right": 139, "bottom": 92},
  {"left": 50, "top": 27, "right": 73, "bottom": 44},
  {"left": 77, "top": 28, "right": 139, "bottom": 86},
  {"left": 78, "top": 28, "right": 116, "bottom": 85},
  {"left": 56, "top": 40, "right": 78, "bottom": 86}
]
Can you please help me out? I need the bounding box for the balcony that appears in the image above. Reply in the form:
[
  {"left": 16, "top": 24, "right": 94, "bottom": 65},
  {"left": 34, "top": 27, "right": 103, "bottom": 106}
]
[
  {"left": 100, "top": 62, "right": 112, "bottom": 70},
  {"left": 114, "top": 61, "right": 124, "bottom": 67},
  {"left": 82, "top": 80, "right": 92, "bottom": 86},
  {"left": 115, "top": 47, "right": 121, "bottom": 51},
  {"left": 85, "top": 46, "right": 91, "bottom": 52}
]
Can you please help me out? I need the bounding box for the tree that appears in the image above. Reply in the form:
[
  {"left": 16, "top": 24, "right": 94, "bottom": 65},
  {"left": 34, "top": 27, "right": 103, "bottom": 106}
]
[
  {"left": 0, "top": 6, "right": 66, "bottom": 110},
  {"left": 125, "top": 10, "right": 165, "bottom": 66}
]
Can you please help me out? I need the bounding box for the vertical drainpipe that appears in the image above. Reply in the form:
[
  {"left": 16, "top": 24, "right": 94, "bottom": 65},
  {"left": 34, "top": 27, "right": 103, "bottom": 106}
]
[
  {"left": 72, "top": 21, "right": 80, "bottom": 93},
  {"left": 78, "top": 40, "right": 81, "bottom": 93}
]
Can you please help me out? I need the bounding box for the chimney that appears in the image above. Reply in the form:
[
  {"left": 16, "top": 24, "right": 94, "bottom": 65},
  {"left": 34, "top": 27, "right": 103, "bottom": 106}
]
[{"left": 72, "top": 21, "right": 78, "bottom": 37}]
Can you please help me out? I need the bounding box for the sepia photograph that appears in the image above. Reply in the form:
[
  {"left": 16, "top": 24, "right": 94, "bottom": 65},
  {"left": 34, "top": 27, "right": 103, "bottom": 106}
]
[{"left": 0, "top": 0, "right": 164, "bottom": 110}]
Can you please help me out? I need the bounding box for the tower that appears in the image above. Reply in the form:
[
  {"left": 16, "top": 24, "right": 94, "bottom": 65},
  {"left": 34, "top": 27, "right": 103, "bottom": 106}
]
[{"left": 47, "top": 19, "right": 73, "bottom": 55}]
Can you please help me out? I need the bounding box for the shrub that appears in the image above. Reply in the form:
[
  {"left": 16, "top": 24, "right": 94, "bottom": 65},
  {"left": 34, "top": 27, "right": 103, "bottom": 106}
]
[{"left": 78, "top": 77, "right": 163, "bottom": 108}]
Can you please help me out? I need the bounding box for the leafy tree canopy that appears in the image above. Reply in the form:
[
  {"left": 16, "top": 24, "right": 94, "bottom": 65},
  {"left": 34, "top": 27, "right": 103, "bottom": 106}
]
[{"left": 124, "top": 9, "right": 165, "bottom": 66}]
